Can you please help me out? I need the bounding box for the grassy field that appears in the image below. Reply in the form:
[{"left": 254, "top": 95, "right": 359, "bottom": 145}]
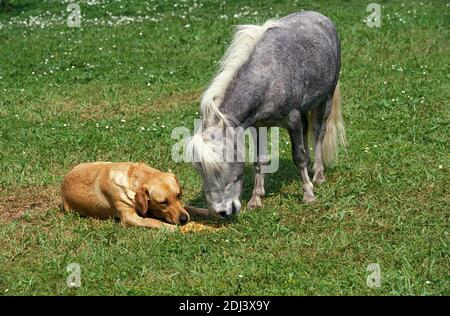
[{"left": 0, "top": 0, "right": 448, "bottom": 295}]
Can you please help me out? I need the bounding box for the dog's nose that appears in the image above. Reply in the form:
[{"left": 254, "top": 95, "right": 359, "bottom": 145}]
[{"left": 179, "top": 213, "right": 189, "bottom": 225}]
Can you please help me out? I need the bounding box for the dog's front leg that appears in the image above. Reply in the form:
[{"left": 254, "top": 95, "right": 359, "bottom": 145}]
[{"left": 116, "top": 202, "right": 177, "bottom": 232}]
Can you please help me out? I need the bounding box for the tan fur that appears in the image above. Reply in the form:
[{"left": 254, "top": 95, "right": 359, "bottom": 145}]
[
  {"left": 61, "top": 162, "right": 190, "bottom": 232},
  {"left": 322, "top": 82, "right": 347, "bottom": 165}
]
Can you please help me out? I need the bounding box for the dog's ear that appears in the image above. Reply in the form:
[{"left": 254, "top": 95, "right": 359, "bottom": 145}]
[
  {"left": 135, "top": 187, "right": 149, "bottom": 216},
  {"left": 169, "top": 173, "right": 182, "bottom": 197}
]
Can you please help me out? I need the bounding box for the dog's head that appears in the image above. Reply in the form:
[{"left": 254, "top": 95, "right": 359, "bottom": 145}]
[{"left": 135, "top": 171, "right": 189, "bottom": 225}]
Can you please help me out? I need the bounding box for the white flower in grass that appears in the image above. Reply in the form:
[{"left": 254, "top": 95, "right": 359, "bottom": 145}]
[
  {"left": 140, "top": 127, "right": 145, "bottom": 131},
  {"left": 184, "top": 24, "right": 190, "bottom": 28},
  {"left": 438, "top": 165, "right": 443, "bottom": 169}
]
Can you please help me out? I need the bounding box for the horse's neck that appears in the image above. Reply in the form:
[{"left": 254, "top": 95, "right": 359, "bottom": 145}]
[{"left": 219, "top": 75, "right": 262, "bottom": 129}]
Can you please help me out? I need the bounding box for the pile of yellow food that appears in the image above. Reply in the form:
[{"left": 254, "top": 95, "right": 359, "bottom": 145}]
[{"left": 180, "top": 221, "right": 221, "bottom": 233}]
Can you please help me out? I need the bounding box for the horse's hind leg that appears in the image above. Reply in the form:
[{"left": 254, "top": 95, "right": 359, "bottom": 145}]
[
  {"left": 301, "top": 112, "right": 313, "bottom": 177},
  {"left": 311, "top": 94, "right": 333, "bottom": 183},
  {"left": 288, "top": 110, "right": 315, "bottom": 203}
]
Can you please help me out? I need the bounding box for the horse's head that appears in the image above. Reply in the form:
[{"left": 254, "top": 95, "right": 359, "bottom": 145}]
[
  {"left": 193, "top": 160, "right": 244, "bottom": 218},
  {"left": 188, "top": 125, "right": 244, "bottom": 218}
]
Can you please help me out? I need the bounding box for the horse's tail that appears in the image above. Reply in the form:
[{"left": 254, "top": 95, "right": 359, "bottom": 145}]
[{"left": 322, "top": 82, "right": 347, "bottom": 166}]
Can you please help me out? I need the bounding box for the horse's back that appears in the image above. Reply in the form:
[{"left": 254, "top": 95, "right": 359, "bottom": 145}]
[
  {"left": 219, "top": 11, "right": 341, "bottom": 125},
  {"left": 254, "top": 11, "right": 340, "bottom": 111}
]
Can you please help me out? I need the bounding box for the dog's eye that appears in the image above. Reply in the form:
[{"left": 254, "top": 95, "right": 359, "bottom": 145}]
[
  {"left": 160, "top": 200, "right": 168, "bottom": 206},
  {"left": 177, "top": 193, "right": 181, "bottom": 199}
]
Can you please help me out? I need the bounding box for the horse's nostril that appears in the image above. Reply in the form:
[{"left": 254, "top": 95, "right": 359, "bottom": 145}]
[
  {"left": 218, "top": 211, "right": 227, "bottom": 219},
  {"left": 231, "top": 202, "right": 237, "bottom": 214}
]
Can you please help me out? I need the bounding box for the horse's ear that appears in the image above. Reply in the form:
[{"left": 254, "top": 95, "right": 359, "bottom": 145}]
[{"left": 135, "top": 186, "right": 148, "bottom": 216}]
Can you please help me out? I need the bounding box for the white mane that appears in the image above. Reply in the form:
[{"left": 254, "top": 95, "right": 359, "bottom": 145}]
[
  {"left": 188, "top": 19, "right": 282, "bottom": 182},
  {"left": 200, "top": 19, "right": 281, "bottom": 125}
]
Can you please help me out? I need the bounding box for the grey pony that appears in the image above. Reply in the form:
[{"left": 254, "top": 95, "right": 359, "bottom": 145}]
[{"left": 190, "top": 11, "right": 346, "bottom": 218}]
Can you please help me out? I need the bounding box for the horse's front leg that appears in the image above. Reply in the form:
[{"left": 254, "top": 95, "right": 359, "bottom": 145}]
[
  {"left": 248, "top": 127, "right": 267, "bottom": 209},
  {"left": 248, "top": 156, "right": 266, "bottom": 209},
  {"left": 288, "top": 110, "right": 315, "bottom": 203}
]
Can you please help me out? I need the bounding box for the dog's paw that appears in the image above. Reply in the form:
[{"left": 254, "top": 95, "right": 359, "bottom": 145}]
[{"left": 162, "top": 224, "right": 178, "bottom": 233}]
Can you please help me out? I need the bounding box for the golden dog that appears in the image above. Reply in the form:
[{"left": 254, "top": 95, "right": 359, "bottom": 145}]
[{"left": 61, "top": 162, "right": 190, "bottom": 231}]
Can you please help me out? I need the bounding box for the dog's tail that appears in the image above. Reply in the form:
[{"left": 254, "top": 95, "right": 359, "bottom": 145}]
[
  {"left": 322, "top": 82, "right": 347, "bottom": 166},
  {"left": 184, "top": 205, "right": 211, "bottom": 218},
  {"left": 60, "top": 183, "right": 70, "bottom": 212}
]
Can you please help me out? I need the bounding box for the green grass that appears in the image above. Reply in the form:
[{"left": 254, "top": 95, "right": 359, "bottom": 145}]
[{"left": 0, "top": 0, "right": 448, "bottom": 295}]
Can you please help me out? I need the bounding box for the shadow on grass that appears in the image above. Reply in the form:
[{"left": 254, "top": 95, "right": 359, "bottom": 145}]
[{"left": 184, "top": 157, "right": 304, "bottom": 224}]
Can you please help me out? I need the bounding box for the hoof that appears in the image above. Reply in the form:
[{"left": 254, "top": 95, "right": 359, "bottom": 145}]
[
  {"left": 248, "top": 196, "right": 263, "bottom": 209},
  {"left": 313, "top": 173, "right": 326, "bottom": 183},
  {"left": 303, "top": 194, "right": 316, "bottom": 203}
]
